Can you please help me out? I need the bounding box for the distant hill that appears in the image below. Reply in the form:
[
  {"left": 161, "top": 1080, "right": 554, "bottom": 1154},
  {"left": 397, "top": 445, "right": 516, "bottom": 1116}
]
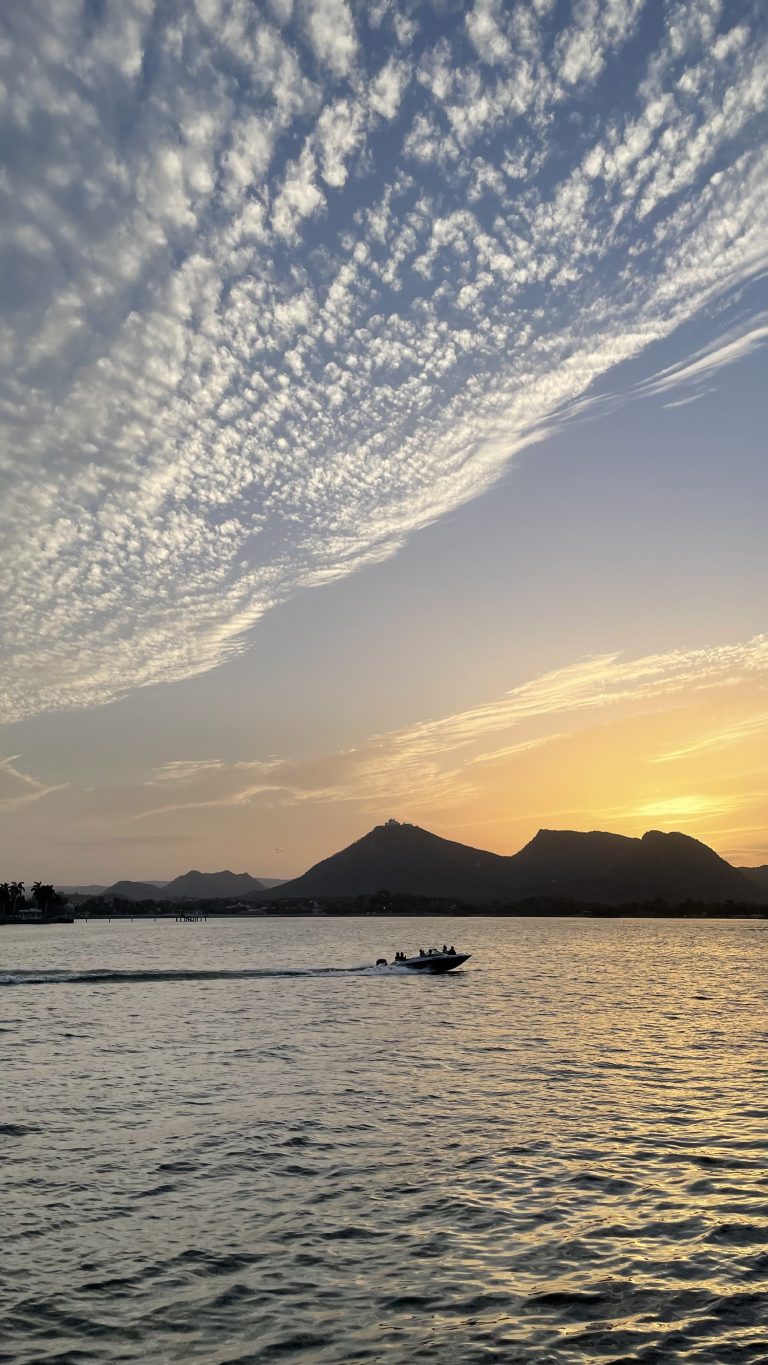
[
  {"left": 264, "top": 821, "right": 767, "bottom": 906},
  {"left": 511, "top": 828, "right": 636, "bottom": 894},
  {"left": 63, "top": 835, "right": 768, "bottom": 908},
  {"left": 101, "top": 871, "right": 266, "bottom": 901},
  {"left": 163, "top": 870, "right": 265, "bottom": 899},
  {"left": 264, "top": 821, "right": 515, "bottom": 902},
  {"left": 739, "top": 865, "right": 768, "bottom": 893},
  {"left": 104, "top": 880, "right": 163, "bottom": 901},
  {"left": 592, "top": 831, "right": 765, "bottom": 904}
]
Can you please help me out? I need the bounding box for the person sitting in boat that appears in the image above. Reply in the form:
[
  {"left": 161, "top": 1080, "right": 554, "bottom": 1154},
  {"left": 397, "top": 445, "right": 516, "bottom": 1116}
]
[
  {"left": 419, "top": 948, "right": 425, "bottom": 957},
  {"left": 442, "top": 944, "right": 448, "bottom": 953},
  {"left": 449, "top": 945, "right": 456, "bottom": 954}
]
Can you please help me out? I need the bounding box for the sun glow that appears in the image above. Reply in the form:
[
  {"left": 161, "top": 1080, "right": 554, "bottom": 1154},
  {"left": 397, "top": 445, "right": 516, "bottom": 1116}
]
[{"left": 631, "top": 795, "right": 731, "bottom": 823}]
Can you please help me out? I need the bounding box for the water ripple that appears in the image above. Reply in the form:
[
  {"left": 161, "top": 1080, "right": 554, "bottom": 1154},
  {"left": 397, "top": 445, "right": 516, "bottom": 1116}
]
[{"left": 2, "top": 916, "right": 768, "bottom": 1362}]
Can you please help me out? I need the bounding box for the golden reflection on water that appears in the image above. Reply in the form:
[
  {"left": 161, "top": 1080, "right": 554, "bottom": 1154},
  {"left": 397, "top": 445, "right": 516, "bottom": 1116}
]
[{"left": 2, "top": 915, "right": 768, "bottom": 1362}]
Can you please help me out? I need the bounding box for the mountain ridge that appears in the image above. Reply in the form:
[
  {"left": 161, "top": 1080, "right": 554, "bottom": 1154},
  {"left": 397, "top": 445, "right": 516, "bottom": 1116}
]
[
  {"left": 738, "top": 865, "right": 768, "bottom": 893},
  {"left": 261, "top": 821, "right": 767, "bottom": 905},
  {"left": 101, "top": 870, "right": 267, "bottom": 901},
  {"left": 63, "top": 831, "right": 767, "bottom": 905},
  {"left": 163, "top": 869, "right": 266, "bottom": 899}
]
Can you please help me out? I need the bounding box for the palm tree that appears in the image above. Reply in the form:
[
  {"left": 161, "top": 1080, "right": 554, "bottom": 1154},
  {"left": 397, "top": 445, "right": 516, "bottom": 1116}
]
[{"left": 31, "top": 882, "right": 59, "bottom": 914}]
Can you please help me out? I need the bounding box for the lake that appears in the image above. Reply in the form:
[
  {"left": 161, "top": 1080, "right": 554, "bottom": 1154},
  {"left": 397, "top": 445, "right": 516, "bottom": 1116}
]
[{"left": 2, "top": 915, "right": 768, "bottom": 1363}]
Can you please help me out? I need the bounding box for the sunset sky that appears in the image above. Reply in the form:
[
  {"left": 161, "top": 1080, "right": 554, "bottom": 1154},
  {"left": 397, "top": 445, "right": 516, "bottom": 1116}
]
[{"left": 1, "top": 0, "right": 767, "bottom": 883}]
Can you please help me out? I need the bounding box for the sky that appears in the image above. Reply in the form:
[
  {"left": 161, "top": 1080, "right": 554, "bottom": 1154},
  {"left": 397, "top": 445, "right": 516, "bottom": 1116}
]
[{"left": 1, "top": 0, "right": 767, "bottom": 884}]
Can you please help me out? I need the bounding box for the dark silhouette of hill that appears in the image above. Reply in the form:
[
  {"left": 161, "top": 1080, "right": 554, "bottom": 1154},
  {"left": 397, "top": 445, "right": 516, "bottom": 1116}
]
[
  {"left": 739, "top": 865, "right": 768, "bottom": 893},
  {"left": 104, "top": 880, "right": 162, "bottom": 901},
  {"left": 511, "top": 828, "right": 636, "bottom": 894},
  {"left": 586, "top": 830, "right": 765, "bottom": 904},
  {"left": 103, "top": 871, "right": 266, "bottom": 901},
  {"left": 263, "top": 821, "right": 767, "bottom": 905},
  {"left": 163, "top": 870, "right": 265, "bottom": 899},
  {"left": 264, "top": 821, "right": 514, "bottom": 902}
]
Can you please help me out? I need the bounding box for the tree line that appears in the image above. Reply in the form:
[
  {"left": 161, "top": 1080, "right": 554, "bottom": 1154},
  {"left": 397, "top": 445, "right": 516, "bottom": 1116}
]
[{"left": 0, "top": 881, "right": 66, "bottom": 915}]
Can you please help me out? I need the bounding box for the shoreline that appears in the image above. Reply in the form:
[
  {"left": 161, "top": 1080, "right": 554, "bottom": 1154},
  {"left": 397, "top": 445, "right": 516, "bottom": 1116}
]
[{"left": 3, "top": 907, "right": 767, "bottom": 925}]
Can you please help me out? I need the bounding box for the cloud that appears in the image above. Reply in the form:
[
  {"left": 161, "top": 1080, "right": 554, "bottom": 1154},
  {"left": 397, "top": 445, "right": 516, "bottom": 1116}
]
[
  {"left": 7, "top": 631, "right": 767, "bottom": 871},
  {"left": 465, "top": 0, "right": 512, "bottom": 66},
  {"left": 108, "top": 631, "right": 768, "bottom": 825},
  {"left": 0, "top": 0, "right": 766, "bottom": 722},
  {"left": 0, "top": 756, "right": 67, "bottom": 809},
  {"left": 303, "top": 0, "right": 358, "bottom": 76},
  {"left": 635, "top": 320, "right": 768, "bottom": 400},
  {"left": 369, "top": 57, "right": 410, "bottom": 120},
  {"left": 271, "top": 144, "right": 325, "bottom": 236},
  {"left": 650, "top": 711, "right": 768, "bottom": 764}
]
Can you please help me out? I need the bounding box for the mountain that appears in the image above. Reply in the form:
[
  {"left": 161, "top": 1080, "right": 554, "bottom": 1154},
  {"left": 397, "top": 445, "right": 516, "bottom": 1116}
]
[
  {"left": 592, "top": 831, "right": 765, "bottom": 904},
  {"left": 163, "top": 870, "right": 265, "bottom": 899},
  {"left": 265, "top": 821, "right": 768, "bottom": 905},
  {"left": 265, "top": 821, "right": 514, "bottom": 902},
  {"left": 511, "top": 829, "right": 765, "bottom": 904},
  {"left": 511, "top": 828, "right": 636, "bottom": 893},
  {"left": 97, "top": 871, "right": 267, "bottom": 902},
  {"left": 739, "top": 865, "right": 768, "bottom": 893},
  {"left": 94, "top": 830, "right": 768, "bottom": 906},
  {"left": 104, "top": 880, "right": 163, "bottom": 901}
]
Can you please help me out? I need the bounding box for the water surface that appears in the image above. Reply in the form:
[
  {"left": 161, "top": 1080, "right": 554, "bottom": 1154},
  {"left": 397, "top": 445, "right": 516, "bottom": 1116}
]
[{"left": 2, "top": 915, "right": 768, "bottom": 1363}]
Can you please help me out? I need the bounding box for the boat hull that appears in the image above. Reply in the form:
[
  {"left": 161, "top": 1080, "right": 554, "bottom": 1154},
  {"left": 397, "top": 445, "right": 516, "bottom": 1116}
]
[{"left": 401, "top": 953, "right": 469, "bottom": 973}]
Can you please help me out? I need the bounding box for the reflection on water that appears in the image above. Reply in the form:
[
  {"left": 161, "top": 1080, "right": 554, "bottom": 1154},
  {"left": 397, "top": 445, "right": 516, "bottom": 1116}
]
[{"left": 2, "top": 916, "right": 768, "bottom": 1363}]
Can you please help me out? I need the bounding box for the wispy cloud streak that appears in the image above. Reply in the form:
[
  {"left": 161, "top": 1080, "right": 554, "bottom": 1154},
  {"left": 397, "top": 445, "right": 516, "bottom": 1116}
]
[
  {"left": 0, "top": 756, "right": 67, "bottom": 809},
  {"left": 118, "top": 632, "right": 768, "bottom": 820}
]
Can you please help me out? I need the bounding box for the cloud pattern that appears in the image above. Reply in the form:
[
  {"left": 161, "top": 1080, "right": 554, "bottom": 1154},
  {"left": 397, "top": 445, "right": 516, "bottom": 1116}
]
[
  {"left": 1, "top": 0, "right": 766, "bottom": 720},
  {"left": 127, "top": 631, "right": 768, "bottom": 819}
]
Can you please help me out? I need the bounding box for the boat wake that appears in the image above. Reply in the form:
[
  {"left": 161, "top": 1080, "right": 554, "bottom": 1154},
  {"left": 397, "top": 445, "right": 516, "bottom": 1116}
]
[{"left": 0, "top": 964, "right": 415, "bottom": 988}]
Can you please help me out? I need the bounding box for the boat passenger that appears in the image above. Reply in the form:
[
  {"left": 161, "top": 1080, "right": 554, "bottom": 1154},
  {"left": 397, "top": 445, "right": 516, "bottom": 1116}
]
[
  {"left": 419, "top": 948, "right": 425, "bottom": 957},
  {"left": 449, "top": 945, "right": 456, "bottom": 954},
  {"left": 442, "top": 944, "right": 448, "bottom": 953}
]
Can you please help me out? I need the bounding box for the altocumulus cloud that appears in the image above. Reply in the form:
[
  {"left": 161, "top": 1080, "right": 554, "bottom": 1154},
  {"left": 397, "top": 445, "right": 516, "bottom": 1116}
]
[{"left": 1, "top": 0, "right": 766, "bottom": 721}]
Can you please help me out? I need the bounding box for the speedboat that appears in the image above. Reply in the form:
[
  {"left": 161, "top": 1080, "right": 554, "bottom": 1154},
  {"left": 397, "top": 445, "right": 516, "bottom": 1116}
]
[{"left": 377, "top": 949, "right": 470, "bottom": 973}]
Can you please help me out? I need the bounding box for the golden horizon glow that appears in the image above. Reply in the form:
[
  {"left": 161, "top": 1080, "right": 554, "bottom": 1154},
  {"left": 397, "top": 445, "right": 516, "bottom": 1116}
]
[{"left": 3, "top": 633, "right": 768, "bottom": 881}]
